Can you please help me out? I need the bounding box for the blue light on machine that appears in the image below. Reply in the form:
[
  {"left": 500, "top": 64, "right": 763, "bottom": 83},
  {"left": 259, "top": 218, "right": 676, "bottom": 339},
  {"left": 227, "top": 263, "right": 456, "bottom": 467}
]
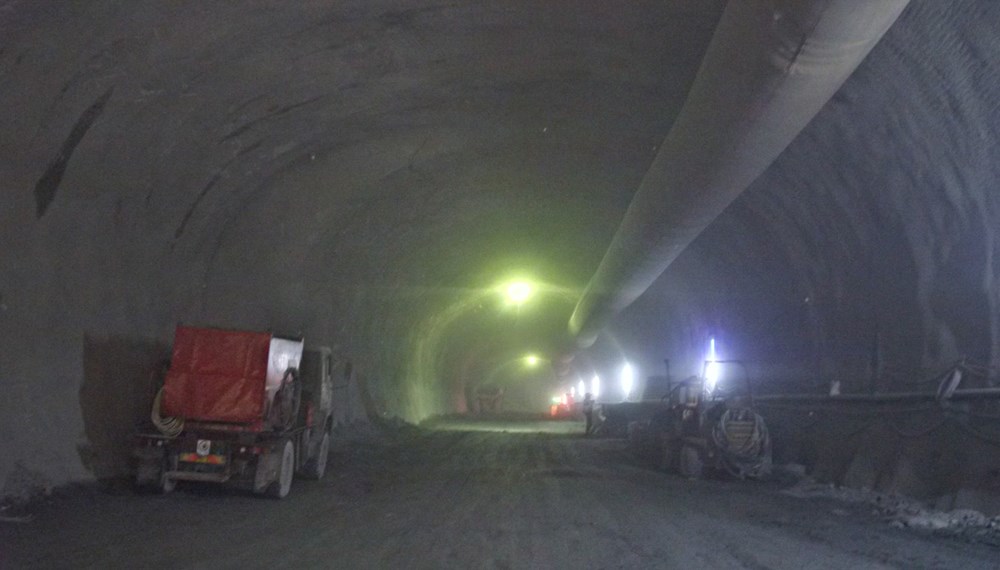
[{"left": 705, "top": 337, "right": 720, "bottom": 393}]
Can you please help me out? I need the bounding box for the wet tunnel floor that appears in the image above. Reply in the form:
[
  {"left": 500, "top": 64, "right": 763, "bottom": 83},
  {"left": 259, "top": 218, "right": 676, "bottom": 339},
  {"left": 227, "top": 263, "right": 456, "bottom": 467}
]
[{"left": 2, "top": 418, "right": 997, "bottom": 569}]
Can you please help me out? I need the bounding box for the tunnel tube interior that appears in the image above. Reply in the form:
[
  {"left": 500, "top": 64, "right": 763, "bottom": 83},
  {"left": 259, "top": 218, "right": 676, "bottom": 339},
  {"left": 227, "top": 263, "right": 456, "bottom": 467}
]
[{"left": 2, "top": 0, "right": 999, "bottom": 508}]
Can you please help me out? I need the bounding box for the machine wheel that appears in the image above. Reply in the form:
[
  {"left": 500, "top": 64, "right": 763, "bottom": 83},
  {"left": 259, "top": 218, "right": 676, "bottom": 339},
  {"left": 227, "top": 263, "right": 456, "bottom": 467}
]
[
  {"left": 679, "top": 445, "right": 704, "bottom": 479},
  {"left": 268, "top": 440, "right": 295, "bottom": 499},
  {"left": 300, "top": 431, "right": 330, "bottom": 480}
]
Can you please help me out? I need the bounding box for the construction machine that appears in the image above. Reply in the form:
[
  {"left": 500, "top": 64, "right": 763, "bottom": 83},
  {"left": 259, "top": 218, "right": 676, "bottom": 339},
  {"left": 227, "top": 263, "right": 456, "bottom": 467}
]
[{"left": 629, "top": 361, "right": 771, "bottom": 479}]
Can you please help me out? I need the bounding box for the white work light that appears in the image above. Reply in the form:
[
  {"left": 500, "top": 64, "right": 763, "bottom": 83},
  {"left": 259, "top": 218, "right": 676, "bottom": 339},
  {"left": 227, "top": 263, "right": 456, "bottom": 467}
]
[
  {"left": 621, "top": 363, "right": 634, "bottom": 401},
  {"left": 705, "top": 337, "right": 720, "bottom": 393}
]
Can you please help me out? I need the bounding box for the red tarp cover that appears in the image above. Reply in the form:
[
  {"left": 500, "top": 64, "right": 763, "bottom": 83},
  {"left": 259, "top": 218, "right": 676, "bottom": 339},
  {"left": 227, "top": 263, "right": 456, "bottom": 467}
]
[{"left": 162, "top": 326, "right": 272, "bottom": 423}]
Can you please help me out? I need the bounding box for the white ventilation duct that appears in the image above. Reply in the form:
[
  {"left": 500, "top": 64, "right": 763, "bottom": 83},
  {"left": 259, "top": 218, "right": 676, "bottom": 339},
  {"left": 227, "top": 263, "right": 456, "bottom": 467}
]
[{"left": 569, "top": 0, "right": 910, "bottom": 348}]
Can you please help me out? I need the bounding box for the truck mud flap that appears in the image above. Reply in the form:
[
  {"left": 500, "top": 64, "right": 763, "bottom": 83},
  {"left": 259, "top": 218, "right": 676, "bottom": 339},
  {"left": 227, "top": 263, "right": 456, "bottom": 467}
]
[{"left": 253, "top": 447, "right": 279, "bottom": 493}]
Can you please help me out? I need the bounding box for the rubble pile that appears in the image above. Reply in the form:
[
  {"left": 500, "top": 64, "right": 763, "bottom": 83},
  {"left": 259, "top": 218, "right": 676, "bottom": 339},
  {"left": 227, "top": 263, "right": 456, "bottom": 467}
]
[{"left": 783, "top": 479, "right": 1000, "bottom": 545}]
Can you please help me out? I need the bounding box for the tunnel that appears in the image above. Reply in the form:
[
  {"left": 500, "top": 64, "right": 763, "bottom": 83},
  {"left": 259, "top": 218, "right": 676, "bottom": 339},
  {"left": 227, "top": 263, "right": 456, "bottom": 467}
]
[{"left": 2, "top": 0, "right": 1000, "bottom": 567}]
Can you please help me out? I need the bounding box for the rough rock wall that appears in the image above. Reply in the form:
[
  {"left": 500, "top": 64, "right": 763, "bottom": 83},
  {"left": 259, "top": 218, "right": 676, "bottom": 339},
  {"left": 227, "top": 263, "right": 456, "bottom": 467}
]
[{"left": 762, "top": 403, "right": 1000, "bottom": 516}]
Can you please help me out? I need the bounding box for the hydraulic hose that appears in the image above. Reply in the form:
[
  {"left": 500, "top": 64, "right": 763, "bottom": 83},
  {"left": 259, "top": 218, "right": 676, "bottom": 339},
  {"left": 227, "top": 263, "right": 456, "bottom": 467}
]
[
  {"left": 712, "top": 407, "right": 771, "bottom": 479},
  {"left": 151, "top": 386, "right": 184, "bottom": 438}
]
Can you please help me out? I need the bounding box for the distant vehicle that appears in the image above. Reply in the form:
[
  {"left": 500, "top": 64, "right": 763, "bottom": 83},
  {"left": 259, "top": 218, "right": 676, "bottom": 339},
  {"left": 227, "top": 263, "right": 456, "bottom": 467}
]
[
  {"left": 133, "top": 326, "right": 335, "bottom": 499},
  {"left": 474, "top": 385, "right": 504, "bottom": 414},
  {"left": 549, "top": 392, "right": 576, "bottom": 419}
]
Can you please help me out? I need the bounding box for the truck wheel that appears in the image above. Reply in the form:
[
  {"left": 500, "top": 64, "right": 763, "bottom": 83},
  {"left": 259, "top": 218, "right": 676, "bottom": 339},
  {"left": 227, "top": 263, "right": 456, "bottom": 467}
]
[
  {"left": 679, "top": 445, "right": 703, "bottom": 479},
  {"left": 301, "top": 431, "right": 330, "bottom": 480},
  {"left": 268, "top": 440, "right": 295, "bottom": 499}
]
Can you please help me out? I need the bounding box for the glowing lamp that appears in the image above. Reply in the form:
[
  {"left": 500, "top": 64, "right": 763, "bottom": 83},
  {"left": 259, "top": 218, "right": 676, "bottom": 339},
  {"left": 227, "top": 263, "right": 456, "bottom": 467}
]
[
  {"left": 705, "top": 337, "right": 720, "bottom": 393},
  {"left": 505, "top": 281, "right": 534, "bottom": 305},
  {"left": 621, "top": 363, "right": 634, "bottom": 401}
]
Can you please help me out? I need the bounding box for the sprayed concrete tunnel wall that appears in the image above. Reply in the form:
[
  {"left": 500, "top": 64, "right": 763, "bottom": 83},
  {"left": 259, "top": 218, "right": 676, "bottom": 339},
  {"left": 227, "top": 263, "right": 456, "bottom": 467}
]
[{"left": 2, "top": 0, "right": 1000, "bottom": 508}]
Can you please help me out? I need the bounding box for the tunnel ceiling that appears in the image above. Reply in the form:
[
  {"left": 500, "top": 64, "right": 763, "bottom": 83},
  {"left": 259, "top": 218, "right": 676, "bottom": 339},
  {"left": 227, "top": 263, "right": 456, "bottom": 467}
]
[
  {"left": 3, "top": 0, "right": 1000, "bottom": 443},
  {"left": 4, "top": 0, "right": 724, "bottom": 290}
]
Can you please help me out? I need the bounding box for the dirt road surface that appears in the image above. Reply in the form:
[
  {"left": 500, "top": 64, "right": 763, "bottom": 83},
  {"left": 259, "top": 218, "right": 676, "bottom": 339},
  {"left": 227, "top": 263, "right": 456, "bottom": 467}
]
[{"left": 2, "top": 417, "right": 997, "bottom": 569}]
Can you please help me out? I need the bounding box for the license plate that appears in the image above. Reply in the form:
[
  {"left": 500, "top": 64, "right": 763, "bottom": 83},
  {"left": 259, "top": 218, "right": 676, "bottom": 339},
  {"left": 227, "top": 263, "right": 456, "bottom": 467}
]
[
  {"left": 179, "top": 453, "right": 227, "bottom": 465},
  {"left": 196, "top": 439, "right": 211, "bottom": 456}
]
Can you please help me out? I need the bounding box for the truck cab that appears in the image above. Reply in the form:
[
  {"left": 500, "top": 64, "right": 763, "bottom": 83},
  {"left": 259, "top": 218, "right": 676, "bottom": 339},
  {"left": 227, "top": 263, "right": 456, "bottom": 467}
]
[{"left": 297, "top": 347, "right": 335, "bottom": 480}]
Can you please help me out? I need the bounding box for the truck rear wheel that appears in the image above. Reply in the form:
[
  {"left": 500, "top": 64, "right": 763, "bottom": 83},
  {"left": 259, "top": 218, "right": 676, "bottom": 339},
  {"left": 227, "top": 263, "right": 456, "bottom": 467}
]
[
  {"left": 267, "top": 439, "right": 295, "bottom": 499},
  {"left": 301, "top": 431, "right": 330, "bottom": 480}
]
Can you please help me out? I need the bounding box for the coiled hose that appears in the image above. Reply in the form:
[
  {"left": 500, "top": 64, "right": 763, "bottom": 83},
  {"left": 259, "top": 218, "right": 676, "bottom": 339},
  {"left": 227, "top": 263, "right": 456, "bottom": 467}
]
[
  {"left": 151, "top": 386, "right": 184, "bottom": 438},
  {"left": 711, "top": 407, "right": 770, "bottom": 479}
]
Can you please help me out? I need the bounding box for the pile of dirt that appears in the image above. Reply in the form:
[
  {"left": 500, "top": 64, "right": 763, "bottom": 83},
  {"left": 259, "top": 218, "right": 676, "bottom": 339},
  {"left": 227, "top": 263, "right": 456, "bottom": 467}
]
[{"left": 783, "top": 479, "right": 1000, "bottom": 546}]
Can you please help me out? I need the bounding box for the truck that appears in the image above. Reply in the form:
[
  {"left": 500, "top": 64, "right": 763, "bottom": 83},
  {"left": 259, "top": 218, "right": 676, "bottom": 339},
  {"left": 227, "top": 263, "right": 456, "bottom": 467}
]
[{"left": 133, "top": 326, "right": 336, "bottom": 499}]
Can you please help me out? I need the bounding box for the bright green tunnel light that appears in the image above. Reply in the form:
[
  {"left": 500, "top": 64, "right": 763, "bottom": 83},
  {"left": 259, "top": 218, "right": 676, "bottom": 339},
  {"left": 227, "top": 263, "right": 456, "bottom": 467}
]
[
  {"left": 524, "top": 354, "right": 540, "bottom": 367},
  {"left": 504, "top": 281, "right": 534, "bottom": 305}
]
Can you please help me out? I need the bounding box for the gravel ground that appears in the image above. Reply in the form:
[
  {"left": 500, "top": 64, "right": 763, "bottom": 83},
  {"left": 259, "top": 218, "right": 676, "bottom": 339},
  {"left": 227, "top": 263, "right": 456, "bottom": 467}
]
[{"left": 1, "top": 418, "right": 997, "bottom": 569}]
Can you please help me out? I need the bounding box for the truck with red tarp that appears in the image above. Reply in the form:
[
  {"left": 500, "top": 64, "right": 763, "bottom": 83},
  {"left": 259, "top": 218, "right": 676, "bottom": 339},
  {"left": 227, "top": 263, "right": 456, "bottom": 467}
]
[{"left": 133, "top": 326, "right": 336, "bottom": 498}]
